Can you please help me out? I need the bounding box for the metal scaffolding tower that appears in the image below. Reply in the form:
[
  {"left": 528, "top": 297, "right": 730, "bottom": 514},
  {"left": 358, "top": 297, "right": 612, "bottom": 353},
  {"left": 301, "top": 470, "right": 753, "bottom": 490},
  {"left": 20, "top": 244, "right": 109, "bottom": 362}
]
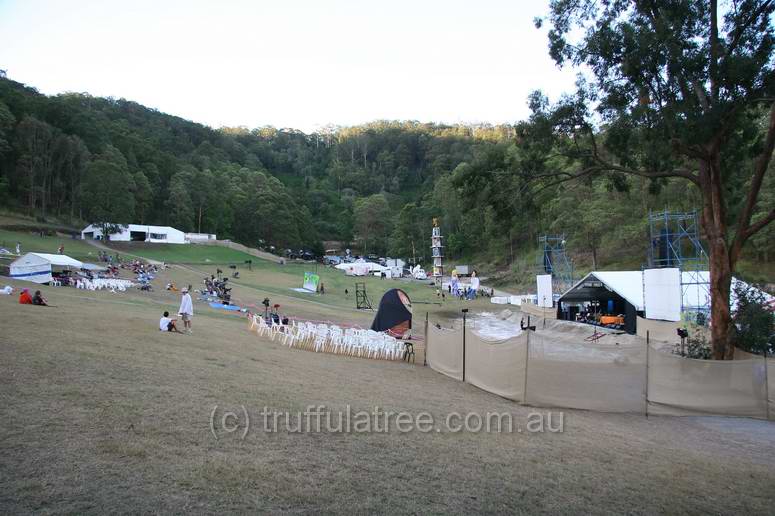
[
  {"left": 647, "top": 210, "right": 710, "bottom": 321},
  {"left": 536, "top": 235, "right": 574, "bottom": 295},
  {"left": 355, "top": 282, "right": 372, "bottom": 310}
]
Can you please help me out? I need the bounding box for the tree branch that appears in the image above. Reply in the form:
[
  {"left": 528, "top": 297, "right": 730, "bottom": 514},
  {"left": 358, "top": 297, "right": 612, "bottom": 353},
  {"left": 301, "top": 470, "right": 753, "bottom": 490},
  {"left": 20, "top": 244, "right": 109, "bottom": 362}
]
[
  {"left": 724, "top": 0, "right": 774, "bottom": 57},
  {"left": 743, "top": 208, "right": 775, "bottom": 240},
  {"left": 731, "top": 100, "right": 775, "bottom": 255}
]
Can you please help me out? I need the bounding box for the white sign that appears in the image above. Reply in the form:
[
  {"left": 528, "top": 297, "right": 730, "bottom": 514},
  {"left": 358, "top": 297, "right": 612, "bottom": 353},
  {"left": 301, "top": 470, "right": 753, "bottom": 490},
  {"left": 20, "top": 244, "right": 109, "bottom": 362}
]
[
  {"left": 644, "top": 268, "right": 681, "bottom": 321},
  {"left": 537, "top": 274, "right": 553, "bottom": 307}
]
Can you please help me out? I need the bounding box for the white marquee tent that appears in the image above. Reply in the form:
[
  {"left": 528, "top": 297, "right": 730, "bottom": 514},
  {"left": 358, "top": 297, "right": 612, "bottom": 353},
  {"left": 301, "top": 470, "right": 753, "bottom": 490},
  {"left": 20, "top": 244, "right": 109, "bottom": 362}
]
[
  {"left": 9, "top": 253, "right": 84, "bottom": 284},
  {"left": 335, "top": 261, "right": 387, "bottom": 276}
]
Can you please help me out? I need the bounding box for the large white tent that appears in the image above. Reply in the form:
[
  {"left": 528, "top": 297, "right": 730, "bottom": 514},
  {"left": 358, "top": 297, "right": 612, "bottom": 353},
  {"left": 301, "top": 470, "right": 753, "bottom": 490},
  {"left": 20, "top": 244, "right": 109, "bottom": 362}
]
[
  {"left": 557, "top": 271, "right": 646, "bottom": 334},
  {"left": 81, "top": 223, "right": 186, "bottom": 244},
  {"left": 335, "top": 261, "right": 387, "bottom": 276},
  {"left": 9, "top": 253, "right": 83, "bottom": 284}
]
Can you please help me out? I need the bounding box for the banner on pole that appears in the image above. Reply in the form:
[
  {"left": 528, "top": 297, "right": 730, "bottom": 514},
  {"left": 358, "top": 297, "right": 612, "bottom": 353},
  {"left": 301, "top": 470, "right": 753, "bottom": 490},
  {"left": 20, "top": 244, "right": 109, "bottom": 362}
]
[{"left": 303, "top": 272, "right": 320, "bottom": 292}]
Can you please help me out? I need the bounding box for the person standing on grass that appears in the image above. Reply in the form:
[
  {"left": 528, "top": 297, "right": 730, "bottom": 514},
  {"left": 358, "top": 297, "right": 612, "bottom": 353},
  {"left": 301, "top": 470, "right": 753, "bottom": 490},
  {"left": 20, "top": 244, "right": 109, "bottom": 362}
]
[{"left": 178, "top": 288, "right": 194, "bottom": 333}]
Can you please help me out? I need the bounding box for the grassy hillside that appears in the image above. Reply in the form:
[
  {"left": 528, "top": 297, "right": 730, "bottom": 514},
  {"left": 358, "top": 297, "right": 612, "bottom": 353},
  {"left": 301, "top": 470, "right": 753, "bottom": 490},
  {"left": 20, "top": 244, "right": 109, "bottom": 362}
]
[
  {"left": 102, "top": 242, "right": 259, "bottom": 265},
  {"left": 0, "top": 228, "right": 110, "bottom": 262},
  {"left": 2, "top": 257, "right": 775, "bottom": 513}
]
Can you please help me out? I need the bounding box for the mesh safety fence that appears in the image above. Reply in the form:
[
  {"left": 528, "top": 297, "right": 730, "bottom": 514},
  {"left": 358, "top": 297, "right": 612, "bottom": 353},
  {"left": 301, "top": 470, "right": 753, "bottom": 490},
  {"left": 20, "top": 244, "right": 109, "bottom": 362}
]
[
  {"left": 426, "top": 318, "right": 772, "bottom": 419},
  {"left": 464, "top": 330, "right": 527, "bottom": 402},
  {"left": 647, "top": 347, "right": 768, "bottom": 417},
  {"left": 769, "top": 358, "right": 774, "bottom": 419},
  {"left": 426, "top": 323, "right": 463, "bottom": 381},
  {"left": 526, "top": 331, "right": 647, "bottom": 413}
]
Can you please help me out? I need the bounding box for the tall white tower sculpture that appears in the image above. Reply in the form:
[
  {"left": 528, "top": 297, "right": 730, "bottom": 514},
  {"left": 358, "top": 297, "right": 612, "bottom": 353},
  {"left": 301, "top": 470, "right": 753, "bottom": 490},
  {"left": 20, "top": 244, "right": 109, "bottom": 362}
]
[{"left": 431, "top": 218, "right": 444, "bottom": 287}]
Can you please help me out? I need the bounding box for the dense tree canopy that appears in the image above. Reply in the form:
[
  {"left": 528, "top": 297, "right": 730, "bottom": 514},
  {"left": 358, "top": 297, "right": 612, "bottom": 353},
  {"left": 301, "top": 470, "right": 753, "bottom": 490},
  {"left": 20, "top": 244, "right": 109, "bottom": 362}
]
[{"left": 0, "top": 68, "right": 771, "bottom": 304}]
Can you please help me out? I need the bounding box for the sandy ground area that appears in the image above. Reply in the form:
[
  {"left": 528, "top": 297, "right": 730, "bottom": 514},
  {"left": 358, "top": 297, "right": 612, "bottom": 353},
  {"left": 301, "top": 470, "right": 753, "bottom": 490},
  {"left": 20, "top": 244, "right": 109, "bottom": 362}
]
[{"left": 1, "top": 270, "right": 774, "bottom": 514}]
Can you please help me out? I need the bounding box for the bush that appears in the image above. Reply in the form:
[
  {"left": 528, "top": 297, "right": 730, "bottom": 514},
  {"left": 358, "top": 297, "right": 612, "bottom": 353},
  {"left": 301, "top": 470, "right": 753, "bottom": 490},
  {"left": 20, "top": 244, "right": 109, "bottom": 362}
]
[
  {"left": 673, "top": 332, "right": 713, "bottom": 359},
  {"left": 732, "top": 283, "right": 774, "bottom": 356}
]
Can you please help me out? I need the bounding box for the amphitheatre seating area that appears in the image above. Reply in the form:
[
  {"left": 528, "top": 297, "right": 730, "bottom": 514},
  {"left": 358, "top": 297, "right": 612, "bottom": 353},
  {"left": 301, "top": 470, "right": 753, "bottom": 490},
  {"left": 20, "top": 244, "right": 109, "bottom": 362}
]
[{"left": 248, "top": 314, "right": 405, "bottom": 360}]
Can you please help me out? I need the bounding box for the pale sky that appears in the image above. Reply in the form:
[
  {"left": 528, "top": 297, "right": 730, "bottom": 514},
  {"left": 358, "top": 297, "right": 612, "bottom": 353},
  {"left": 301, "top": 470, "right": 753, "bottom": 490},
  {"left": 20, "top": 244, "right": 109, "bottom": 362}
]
[{"left": 0, "top": 0, "right": 577, "bottom": 133}]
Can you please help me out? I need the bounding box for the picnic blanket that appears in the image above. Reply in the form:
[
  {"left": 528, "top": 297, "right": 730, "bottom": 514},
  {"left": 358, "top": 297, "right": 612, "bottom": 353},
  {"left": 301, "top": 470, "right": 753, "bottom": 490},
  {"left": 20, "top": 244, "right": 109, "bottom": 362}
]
[{"left": 209, "top": 302, "right": 242, "bottom": 311}]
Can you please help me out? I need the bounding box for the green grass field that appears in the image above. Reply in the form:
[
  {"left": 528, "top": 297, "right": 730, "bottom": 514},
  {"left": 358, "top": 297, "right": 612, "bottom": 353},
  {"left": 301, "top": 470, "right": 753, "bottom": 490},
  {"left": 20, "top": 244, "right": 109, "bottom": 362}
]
[
  {"left": 0, "top": 229, "right": 110, "bottom": 262},
  {"left": 102, "top": 241, "right": 259, "bottom": 264}
]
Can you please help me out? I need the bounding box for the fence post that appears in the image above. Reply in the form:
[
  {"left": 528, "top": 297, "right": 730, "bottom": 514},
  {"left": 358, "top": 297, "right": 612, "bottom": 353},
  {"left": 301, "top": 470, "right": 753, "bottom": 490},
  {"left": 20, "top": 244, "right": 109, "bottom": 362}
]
[
  {"left": 765, "top": 352, "right": 770, "bottom": 421},
  {"left": 423, "top": 312, "right": 428, "bottom": 367},
  {"left": 462, "top": 311, "right": 467, "bottom": 382},
  {"left": 523, "top": 329, "right": 530, "bottom": 404},
  {"left": 645, "top": 330, "right": 650, "bottom": 418}
]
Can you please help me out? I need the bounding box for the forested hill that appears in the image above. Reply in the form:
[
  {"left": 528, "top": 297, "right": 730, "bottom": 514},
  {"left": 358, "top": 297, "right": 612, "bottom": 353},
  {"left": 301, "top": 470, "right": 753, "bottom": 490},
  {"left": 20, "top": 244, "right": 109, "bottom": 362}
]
[{"left": 0, "top": 75, "right": 772, "bottom": 282}]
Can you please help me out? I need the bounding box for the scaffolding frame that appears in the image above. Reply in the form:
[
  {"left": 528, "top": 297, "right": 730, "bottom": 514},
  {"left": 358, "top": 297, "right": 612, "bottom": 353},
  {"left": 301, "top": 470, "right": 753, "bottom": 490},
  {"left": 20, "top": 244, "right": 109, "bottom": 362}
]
[
  {"left": 536, "top": 235, "right": 574, "bottom": 295},
  {"left": 355, "top": 282, "right": 372, "bottom": 310},
  {"left": 647, "top": 210, "right": 710, "bottom": 320}
]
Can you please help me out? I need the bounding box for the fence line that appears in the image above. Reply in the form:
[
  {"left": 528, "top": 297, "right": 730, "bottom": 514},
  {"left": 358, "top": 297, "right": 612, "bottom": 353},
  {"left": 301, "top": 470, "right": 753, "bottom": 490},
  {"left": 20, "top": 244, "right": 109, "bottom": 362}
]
[{"left": 425, "top": 319, "right": 772, "bottom": 420}]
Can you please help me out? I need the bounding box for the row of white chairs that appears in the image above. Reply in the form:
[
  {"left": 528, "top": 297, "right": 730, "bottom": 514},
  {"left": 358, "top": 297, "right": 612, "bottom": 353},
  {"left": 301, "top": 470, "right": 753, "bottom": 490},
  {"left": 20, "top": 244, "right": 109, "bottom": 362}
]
[
  {"left": 73, "top": 278, "right": 134, "bottom": 292},
  {"left": 248, "top": 315, "right": 405, "bottom": 360}
]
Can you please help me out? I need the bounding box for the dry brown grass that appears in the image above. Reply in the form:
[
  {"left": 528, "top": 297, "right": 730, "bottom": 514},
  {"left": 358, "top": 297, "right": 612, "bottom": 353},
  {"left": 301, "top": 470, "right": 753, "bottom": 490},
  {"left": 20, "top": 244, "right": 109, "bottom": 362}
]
[{"left": 1, "top": 268, "right": 774, "bottom": 514}]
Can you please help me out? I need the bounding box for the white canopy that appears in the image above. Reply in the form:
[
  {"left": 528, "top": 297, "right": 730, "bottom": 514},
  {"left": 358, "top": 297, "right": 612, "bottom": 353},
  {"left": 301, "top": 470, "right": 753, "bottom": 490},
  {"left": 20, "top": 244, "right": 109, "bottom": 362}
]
[
  {"left": 335, "top": 261, "right": 386, "bottom": 276},
  {"left": 562, "top": 271, "right": 645, "bottom": 311},
  {"left": 30, "top": 253, "right": 83, "bottom": 268},
  {"left": 9, "top": 253, "right": 83, "bottom": 284}
]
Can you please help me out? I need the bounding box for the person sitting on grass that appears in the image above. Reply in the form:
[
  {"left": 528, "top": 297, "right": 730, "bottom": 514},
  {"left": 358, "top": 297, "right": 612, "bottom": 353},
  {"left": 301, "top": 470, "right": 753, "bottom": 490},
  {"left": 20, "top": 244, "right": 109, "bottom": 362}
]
[
  {"left": 159, "top": 311, "right": 183, "bottom": 333},
  {"left": 18, "top": 288, "right": 33, "bottom": 304},
  {"left": 32, "top": 290, "right": 48, "bottom": 306}
]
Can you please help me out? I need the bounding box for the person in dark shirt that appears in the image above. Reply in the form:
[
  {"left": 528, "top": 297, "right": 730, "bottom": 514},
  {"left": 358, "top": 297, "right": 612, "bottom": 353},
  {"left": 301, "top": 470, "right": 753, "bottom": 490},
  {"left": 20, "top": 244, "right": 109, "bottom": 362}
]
[{"left": 31, "top": 290, "right": 48, "bottom": 306}]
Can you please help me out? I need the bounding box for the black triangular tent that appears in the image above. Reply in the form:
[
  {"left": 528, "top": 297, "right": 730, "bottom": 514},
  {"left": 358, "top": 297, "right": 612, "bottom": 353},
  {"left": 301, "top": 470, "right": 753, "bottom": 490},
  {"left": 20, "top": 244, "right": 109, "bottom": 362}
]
[{"left": 371, "top": 288, "right": 412, "bottom": 334}]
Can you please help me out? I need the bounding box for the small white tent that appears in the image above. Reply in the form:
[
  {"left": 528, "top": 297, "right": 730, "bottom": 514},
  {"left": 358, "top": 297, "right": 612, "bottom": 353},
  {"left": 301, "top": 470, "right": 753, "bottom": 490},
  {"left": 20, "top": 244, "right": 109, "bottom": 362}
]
[{"left": 9, "top": 253, "right": 83, "bottom": 284}]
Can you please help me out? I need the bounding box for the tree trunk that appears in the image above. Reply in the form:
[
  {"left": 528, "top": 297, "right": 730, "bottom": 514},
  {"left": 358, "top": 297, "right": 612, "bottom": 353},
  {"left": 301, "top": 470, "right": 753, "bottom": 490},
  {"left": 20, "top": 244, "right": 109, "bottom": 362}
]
[
  {"left": 700, "top": 154, "right": 736, "bottom": 360},
  {"left": 708, "top": 237, "right": 734, "bottom": 359}
]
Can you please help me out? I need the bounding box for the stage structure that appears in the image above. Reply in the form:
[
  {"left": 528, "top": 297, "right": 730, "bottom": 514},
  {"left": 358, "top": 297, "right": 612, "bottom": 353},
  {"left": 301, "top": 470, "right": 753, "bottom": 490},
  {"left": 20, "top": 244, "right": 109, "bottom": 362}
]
[
  {"left": 647, "top": 210, "right": 710, "bottom": 321},
  {"left": 431, "top": 218, "right": 444, "bottom": 287},
  {"left": 536, "top": 235, "right": 574, "bottom": 295}
]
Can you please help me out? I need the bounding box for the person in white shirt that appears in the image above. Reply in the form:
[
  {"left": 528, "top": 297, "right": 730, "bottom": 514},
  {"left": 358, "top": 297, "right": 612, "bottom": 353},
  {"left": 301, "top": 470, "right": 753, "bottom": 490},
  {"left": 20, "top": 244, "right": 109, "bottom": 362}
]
[
  {"left": 469, "top": 272, "right": 480, "bottom": 300},
  {"left": 178, "top": 288, "right": 194, "bottom": 333},
  {"left": 159, "top": 311, "right": 183, "bottom": 333}
]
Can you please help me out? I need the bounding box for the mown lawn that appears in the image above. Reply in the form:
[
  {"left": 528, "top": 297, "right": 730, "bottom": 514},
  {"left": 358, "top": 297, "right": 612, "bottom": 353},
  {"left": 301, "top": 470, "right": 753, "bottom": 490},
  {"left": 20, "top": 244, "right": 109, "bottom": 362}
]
[
  {"left": 0, "top": 229, "right": 107, "bottom": 262},
  {"left": 102, "top": 242, "right": 259, "bottom": 264}
]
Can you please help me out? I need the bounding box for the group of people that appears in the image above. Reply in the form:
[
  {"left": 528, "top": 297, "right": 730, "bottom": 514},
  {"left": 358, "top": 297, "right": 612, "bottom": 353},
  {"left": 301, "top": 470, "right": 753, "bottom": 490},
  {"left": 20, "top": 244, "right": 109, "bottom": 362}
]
[
  {"left": 159, "top": 288, "right": 194, "bottom": 334},
  {"left": 2, "top": 284, "right": 48, "bottom": 306},
  {"left": 97, "top": 250, "right": 120, "bottom": 264},
  {"left": 17, "top": 287, "right": 48, "bottom": 306},
  {"left": 203, "top": 275, "right": 232, "bottom": 304},
  {"left": 449, "top": 272, "right": 482, "bottom": 300}
]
